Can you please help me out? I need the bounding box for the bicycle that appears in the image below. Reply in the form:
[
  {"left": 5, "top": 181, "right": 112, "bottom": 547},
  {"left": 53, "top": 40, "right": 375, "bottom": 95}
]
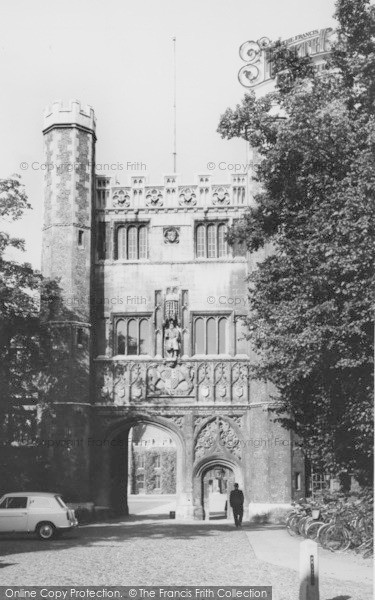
[{"left": 319, "top": 503, "right": 351, "bottom": 552}]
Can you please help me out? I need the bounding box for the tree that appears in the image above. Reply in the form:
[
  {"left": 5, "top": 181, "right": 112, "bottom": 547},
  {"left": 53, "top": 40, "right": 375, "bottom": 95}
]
[
  {"left": 217, "top": 0, "right": 374, "bottom": 486},
  {"left": 0, "top": 175, "right": 46, "bottom": 493},
  {"left": 0, "top": 176, "right": 87, "bottom": 495},
  {"left": 0, "top": 175, "right": 41, "bottom": 409}
]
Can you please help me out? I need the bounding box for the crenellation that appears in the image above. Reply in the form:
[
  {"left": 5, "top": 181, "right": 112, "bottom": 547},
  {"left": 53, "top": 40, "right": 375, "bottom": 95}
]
[
  {"left": 95, "top": 174, "right": 250, "bottom": 210},
  {"left": 43, "top": 99, "right": 96, "bottom": 134},
  {"left": 131, "top": 175, "right": 147, "bottom": 187}
]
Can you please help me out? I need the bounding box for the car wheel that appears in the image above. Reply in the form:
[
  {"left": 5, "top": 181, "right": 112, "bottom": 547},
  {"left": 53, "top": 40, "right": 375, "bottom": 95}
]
[{"left": 36, "top": 522, "right": 56, "bottom": 540}]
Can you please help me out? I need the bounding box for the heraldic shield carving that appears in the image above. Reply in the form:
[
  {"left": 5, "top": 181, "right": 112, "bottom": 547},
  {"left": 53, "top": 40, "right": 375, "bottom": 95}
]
[{"left": 147, "top": 363, "right": 194, "bottom": 396}]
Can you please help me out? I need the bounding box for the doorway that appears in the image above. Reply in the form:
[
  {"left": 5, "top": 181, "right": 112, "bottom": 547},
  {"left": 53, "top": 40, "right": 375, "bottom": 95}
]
[{"left": 202, "top": 465, "right": 235, "bottom": 520}]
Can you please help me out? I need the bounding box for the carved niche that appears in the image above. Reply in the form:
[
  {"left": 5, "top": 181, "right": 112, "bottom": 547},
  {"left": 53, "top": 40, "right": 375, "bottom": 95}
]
[
  {"left": 96, "top": 363, "right": 113, "bottom": 403},
  {"left": 113, "top": 362, "right": 128, "bottom": 406},
  {"left": 129, "top": 363, "right": 146, "bottom": 402},
  {"left": 214, "top": 362, "right": 231, "bottom": 403},
  {"left": 194, "top": 417, "right": 241, "bottom": 460},
  {"left": 197, "top": 363, "right": 212, "bottom": 402},
  {"left": 232, "top": 362, "right": 250, "bottom": 403},
  {"left": 164, "top": 287, "right": 180, "bottom": 323},
  {"left": 163, "top": 287, "right": 182, "bottom": 362}
]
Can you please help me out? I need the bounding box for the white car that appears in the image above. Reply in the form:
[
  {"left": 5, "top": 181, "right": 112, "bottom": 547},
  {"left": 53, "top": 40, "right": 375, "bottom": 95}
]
[{"left": 0, "top": 492, "right": 78, "bottom": 540}]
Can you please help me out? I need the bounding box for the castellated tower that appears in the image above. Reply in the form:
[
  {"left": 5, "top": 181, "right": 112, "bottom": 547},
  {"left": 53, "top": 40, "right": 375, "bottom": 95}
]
[
  {"left": 41, "top": 100, "right": 96, "bottom": 501},
  {"left": 42, "top": 99, "right": 96, "bottom": 321}
]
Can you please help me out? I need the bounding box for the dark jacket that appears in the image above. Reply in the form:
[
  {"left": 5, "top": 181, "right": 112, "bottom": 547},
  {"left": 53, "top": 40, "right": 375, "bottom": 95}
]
[{"left": 229, "top": 489, "right": 244, "bottom": 508}]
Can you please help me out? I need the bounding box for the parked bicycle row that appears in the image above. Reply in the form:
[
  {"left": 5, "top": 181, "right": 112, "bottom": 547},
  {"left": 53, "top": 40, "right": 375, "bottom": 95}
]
[{"left": 285, "top": 492, "right": 373, "bottom": 558}]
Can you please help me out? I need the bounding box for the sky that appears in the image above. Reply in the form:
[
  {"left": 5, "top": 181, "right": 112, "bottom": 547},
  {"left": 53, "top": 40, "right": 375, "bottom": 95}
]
[{"left": 0, "top": 0, "right": 336, "bottom": 268}]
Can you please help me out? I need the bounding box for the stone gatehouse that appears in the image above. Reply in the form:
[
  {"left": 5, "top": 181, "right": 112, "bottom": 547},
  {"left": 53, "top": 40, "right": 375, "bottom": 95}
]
[{"left": 41, "top": 100, "right": 304, "bottom": 519}]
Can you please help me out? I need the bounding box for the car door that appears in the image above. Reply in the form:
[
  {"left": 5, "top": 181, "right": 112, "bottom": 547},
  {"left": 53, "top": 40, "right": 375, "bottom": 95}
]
[
  {"left": 0, "top": 496, "right": 29, "bottom": 532},
  {"left": 27, "top": 496, "right": 57, "bottom": 531}
]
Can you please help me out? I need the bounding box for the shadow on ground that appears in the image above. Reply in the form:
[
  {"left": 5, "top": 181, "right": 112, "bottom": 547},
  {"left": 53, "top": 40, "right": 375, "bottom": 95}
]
[{"left": 0, "top": 516, "right": 252, "bottom": 562}]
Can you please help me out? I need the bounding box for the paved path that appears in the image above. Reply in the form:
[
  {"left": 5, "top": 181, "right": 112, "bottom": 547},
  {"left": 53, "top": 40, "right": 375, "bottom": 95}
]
[
  {"left": 128, "top": 494, "right": 177, "bottom": 515},
  {"left": 246, "top": 524, "right": 373, "bottom": 586},
  {"left": 0, "top": 519, "right": 372, "bottom": 600}
]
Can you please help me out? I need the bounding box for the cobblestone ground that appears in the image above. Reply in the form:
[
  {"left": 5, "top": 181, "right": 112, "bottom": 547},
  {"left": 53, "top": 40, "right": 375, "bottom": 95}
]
[{"left": 0, "top": 518, "right": 372, "bottom": 600}]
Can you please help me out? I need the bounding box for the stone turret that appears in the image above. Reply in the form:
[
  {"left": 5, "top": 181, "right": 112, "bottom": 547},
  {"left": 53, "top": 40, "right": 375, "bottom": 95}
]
[
  {"left": 41, "top": 100, "right": 96, "bottom": 502},
  {"left": 42, "top": 99, "right": 96, "bottom": 323}
]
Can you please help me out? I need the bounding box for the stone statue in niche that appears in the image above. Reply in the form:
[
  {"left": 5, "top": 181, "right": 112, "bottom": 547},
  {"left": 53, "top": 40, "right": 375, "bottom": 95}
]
[
  {"left": 161, "top": 287, "right": 182, "bottom": 363},
  {"left": 164, "top": 318, "right": 181, "bottom": 361}
]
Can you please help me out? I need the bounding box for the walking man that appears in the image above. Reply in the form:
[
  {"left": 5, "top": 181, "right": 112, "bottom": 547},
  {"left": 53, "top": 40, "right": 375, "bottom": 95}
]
[{"left": 229, "top": 483, "right": 244, "bottom": 528}]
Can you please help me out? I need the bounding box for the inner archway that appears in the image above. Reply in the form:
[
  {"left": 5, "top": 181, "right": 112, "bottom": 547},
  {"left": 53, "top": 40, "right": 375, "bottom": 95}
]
[
  {"left": 203, "top": 466, "right": 235, "bottom": 520},
  {"left": 193, "top": 457, "right": 243, "bottom": 520}
]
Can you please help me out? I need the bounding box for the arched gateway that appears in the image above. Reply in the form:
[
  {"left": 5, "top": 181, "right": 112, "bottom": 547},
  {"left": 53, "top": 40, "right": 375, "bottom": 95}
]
[
  {"left": 91, "top": 413, "right": 248, "bottom": 519},
  {"left": 40, "top": 101, "right": 304, "bottom": 521},
  {"left": 92, "top": 414, "right": 186, "bottom": 516}
]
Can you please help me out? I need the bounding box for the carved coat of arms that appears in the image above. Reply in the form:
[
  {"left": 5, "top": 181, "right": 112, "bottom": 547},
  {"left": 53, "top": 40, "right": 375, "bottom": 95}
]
[{"left": 148, "top": 364, "right": 194, "bottom": 396}]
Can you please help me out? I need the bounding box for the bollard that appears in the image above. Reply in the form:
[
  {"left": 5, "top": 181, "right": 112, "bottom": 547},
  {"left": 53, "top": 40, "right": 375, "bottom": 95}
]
[{"left": 299, "top": 539, "right": 319, "bottom": 600}]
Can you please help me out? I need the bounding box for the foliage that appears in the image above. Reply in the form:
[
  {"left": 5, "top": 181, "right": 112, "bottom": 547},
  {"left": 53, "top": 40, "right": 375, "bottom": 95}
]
[
  {"left": 160, "top": 450, "right": 176, "bottom": 494},
  {"left": 0, "top": 176, "right": 50, "bottom": 492},
  {"left": 0, "top": 447, "right": 54, "bottom": 497},
  {"left": 142, "top": 452, "right": 155, "bottom": 493},
  {"left": 218, "top": 0, "right": 374, "bottom": 485},
  {"left": 135, "top": 449, "right": 176, "bottom": 494},
  {"left": 0, "top": 176, "right": 91, "bottom": 495},
  {"left": 0, "top": 175, "right": 41, "bottom": 408}
]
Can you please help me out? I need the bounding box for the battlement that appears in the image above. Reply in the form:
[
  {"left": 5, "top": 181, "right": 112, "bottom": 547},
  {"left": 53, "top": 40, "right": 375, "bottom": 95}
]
[
  {"left": 43, "top": 99, "right": 96, "bottom": 133},
  {"left": 95, "top": 173, "right": 250, "bottom": 210}
]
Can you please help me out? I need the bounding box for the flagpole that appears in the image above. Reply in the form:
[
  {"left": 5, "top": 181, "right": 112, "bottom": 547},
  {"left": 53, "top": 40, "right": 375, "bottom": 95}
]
[{"left": 173, "top": 36, "right": 177, "bottom": 173}]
